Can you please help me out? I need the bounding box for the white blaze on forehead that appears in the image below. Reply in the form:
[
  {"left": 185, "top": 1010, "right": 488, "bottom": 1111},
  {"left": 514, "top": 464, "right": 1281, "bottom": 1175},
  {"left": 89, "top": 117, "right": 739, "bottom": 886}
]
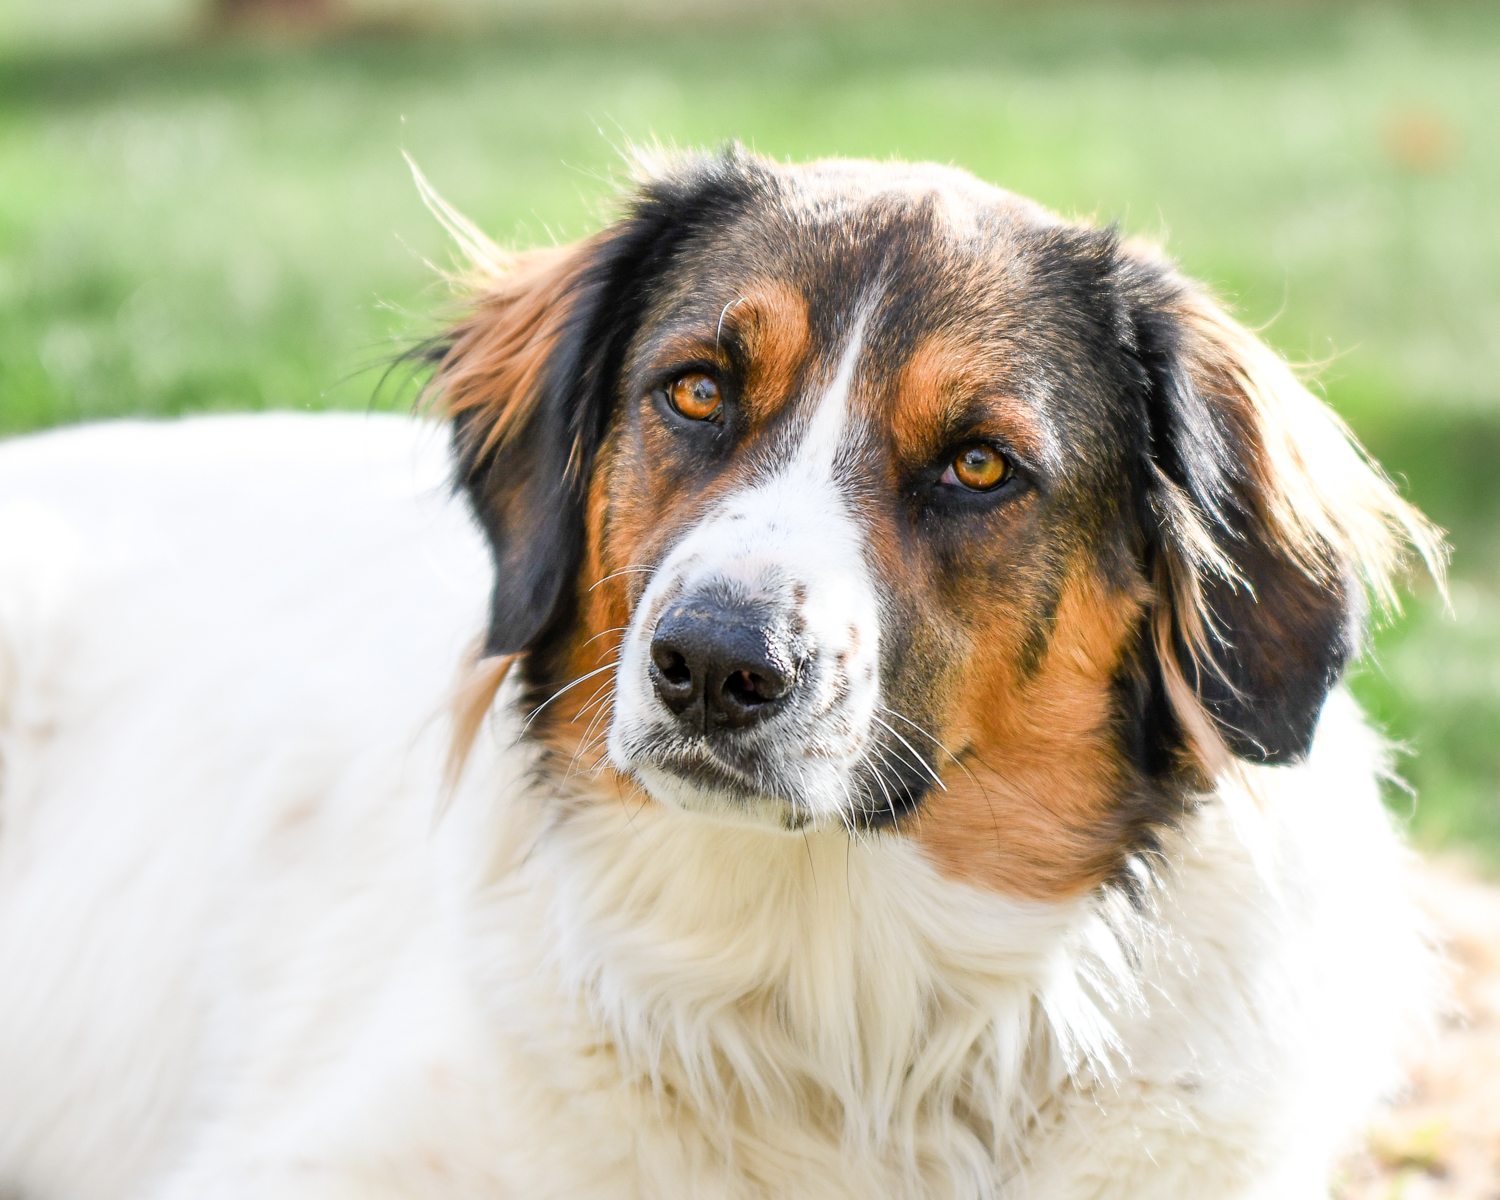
[{"left": 790, "top": 306, "right": 870, "bottom": 478}]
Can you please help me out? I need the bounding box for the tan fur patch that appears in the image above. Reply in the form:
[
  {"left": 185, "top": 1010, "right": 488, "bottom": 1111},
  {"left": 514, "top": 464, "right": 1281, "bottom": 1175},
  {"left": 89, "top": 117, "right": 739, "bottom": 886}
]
[
  {"left": 429, "top": 239, "right": 601, "bottom": 465},
  {"left": 910, "top": 568, "right": 1149, "bottom": 899},
  {"left": 889, "top": 336, "right": 1045, "bottom": 465},
  {"left": 732, "top": 282, "right": 810, "bottom": 430}
]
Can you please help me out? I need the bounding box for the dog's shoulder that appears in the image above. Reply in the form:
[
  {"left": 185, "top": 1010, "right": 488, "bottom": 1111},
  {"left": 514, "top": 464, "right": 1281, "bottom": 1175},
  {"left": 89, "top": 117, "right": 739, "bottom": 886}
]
[
  {"left": 0, "top": 413, "right": 488, "bottom": 696},
  {"left": 0, "top": 412, "right": 493, "bottom": 850},
  {"left": 0, "top": 414, "right": 504, "bottom": 1196},
  {"left": 1027, "top": 696, "right": 1434, "bottom": 1196}
]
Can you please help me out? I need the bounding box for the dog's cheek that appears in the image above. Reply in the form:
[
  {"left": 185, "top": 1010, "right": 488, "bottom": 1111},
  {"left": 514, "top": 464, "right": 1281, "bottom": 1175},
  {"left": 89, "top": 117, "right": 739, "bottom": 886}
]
[
  {"left": 908, "top": 565, "right": 1148, "bottom": 900},
  {"left": 528, "top": 437, "right": 645, "bottom": 773},
  {"left": 581, "top": 417, "right": 700, "bottom": 646},
  {"left": 587, "top": 424, "right": 737, "bottom": 770}
]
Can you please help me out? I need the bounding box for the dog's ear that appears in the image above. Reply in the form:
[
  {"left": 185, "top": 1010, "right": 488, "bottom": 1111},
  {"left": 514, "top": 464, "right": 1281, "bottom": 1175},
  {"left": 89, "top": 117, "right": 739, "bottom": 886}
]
[
  {"left": 1117, "top": 245, "right": 1442, "bottom": 768},
  {"left": 423, "top": 152, "right": 757, "bottom": 658},
  {"left": 431, "top": 236, "right": 622, "bottom": 658}
]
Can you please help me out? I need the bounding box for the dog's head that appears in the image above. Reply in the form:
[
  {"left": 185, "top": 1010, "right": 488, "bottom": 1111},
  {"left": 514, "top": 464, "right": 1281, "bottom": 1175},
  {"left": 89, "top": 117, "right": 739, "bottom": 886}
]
[{"left": 430, "top": 149, "right": 1438, "bottom": 899}]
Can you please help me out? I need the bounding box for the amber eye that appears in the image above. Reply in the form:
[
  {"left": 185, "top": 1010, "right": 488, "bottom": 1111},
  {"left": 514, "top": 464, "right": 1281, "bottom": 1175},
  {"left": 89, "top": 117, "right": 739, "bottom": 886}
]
[
  {"left": 666, "top": 373, "right": 722, "bottom": 421},
  {"left": 943, "top": 444, "right": 1009, "bottom": 491}
]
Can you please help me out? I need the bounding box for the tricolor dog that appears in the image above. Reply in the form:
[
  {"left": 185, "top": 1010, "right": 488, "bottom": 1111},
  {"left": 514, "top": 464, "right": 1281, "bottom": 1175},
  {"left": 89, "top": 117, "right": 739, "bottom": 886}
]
[{"left": 0, "top": 149, "right": 1443, "bottom": 1199}]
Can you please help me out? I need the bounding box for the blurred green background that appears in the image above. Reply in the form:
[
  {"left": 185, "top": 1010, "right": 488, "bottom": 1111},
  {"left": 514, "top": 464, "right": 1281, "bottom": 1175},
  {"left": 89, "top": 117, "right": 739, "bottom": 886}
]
[{"left": 2, "top": 0, "right": 1496, "bottom": 868}]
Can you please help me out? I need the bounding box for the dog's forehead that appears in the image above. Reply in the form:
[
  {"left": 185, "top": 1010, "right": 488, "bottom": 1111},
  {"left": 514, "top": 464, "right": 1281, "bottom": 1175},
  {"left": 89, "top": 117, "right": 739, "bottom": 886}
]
[
  {"left": 635, "top": 160, "right": 1124, "bottom": 475},
  {"left": 663, "top": 160, "right": 1056, "bottom": 320},
  {"left": 776, "top": 156, "right": 1057, "bottom": 234}
]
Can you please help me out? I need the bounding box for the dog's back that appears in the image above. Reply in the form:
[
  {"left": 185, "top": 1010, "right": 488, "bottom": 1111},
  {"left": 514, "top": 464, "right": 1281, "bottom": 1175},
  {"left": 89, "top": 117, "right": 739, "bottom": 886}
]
[{"left": 0, "top": 415, "right": 490, "bottom": 1198}]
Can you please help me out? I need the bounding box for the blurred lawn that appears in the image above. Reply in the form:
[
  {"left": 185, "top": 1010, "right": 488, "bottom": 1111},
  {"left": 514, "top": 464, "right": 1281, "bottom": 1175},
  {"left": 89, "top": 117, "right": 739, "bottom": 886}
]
[{"left": 1, "top": 2, "right": 1496, "bottom": 866}]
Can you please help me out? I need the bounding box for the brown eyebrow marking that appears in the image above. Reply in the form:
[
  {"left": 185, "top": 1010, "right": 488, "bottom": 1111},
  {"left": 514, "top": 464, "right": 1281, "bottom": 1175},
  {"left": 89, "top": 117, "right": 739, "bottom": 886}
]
[
  {"left": 716, "top": 281, "right": 812, "bottom": 429},
  {"left": 640, "top": 282, "right": 809, "bottom": 416},
  {"left": 643, "top": 331, "right": 735, "bottom": 375},
  {"left": 889, "top": 335, "right": 1047, "bottom": 465}
]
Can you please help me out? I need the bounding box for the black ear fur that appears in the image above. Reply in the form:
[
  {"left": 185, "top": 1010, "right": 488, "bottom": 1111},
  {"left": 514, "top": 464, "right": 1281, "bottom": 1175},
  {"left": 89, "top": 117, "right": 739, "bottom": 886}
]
[
  {"left": 1180, "top": 517, "right": 1360, "bottom": 764},
  {"left": 444, "top": 151, "right": 761, "bottom": 659},
  {"left": 1122, "top": 260, "right": 1359, "bottom": 767}
]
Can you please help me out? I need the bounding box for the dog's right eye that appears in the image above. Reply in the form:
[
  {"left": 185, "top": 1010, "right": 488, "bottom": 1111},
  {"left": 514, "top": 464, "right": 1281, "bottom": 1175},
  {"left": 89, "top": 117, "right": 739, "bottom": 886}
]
[{"left": 666, "top": 373, "right": 722, "bottom": 422}]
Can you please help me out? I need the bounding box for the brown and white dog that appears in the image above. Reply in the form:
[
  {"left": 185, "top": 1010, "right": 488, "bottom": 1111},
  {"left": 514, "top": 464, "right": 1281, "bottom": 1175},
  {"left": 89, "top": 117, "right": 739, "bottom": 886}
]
[{"left": 0, "top": 148, "right": 1442, "bottom": 1199}]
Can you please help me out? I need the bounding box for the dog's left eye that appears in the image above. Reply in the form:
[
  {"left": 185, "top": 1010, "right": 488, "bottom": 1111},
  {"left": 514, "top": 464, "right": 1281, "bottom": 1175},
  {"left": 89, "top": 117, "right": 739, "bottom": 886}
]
[
  {"left": 941, "top": 444, "right": 1009, "bottom": 491},
  {"left": 666, "top": 373, "right": 722, "bottom": 422}
]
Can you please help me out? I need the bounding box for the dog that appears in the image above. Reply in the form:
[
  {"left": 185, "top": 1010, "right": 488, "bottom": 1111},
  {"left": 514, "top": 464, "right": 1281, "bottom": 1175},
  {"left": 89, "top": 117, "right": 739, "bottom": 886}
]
[{"left": 0, "top": 148, "right": 1443, "bottom": 1199}]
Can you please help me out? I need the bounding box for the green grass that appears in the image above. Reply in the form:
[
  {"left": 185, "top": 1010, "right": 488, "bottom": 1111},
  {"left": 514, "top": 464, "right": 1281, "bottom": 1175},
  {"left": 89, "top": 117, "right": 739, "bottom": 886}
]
[{"left": 1, "top": 2, "right": 1496, "bottom": 866}]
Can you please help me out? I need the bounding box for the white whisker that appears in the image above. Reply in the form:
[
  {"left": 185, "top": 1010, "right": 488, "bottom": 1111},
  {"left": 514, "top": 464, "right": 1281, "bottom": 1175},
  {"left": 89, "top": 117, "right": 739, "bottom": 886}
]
[
  {"left": 870, "top": 713, "right": 946, "bottom": 791},
  {"left": 579, "top": 625, "right": 629, "bottom": 651},
  {"left": 522, "top": 664, "right": 618, "bottom": 731},
  {"left": 588, "top": 567, "right": 654, "bottom": 593},
  {"left": 864, "top": 743, "right": 901, "bottom": 827}
]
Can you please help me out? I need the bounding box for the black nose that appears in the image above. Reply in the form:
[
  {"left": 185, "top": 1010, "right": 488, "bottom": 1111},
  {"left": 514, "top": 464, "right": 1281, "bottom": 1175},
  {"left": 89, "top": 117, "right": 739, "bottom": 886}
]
[{"left": 650, "top": 599, "right": 795, "bottom": 732}]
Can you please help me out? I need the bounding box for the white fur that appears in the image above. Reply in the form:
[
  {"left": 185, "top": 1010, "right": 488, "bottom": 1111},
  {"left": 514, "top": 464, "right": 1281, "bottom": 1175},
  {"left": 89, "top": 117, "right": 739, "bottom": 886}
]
[{"left": 0, "top": 415, "right": 1431, "bottom": 1199}]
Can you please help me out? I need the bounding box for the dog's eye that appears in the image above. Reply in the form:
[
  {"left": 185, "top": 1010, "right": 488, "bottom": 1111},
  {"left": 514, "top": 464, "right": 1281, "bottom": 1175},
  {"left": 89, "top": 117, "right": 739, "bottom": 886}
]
[
  {"left": 942, "top": 444, "right": 1009, "bottom": 491},
  {"left": 667, "top": 373, "right": 722, "bottom": 421}
]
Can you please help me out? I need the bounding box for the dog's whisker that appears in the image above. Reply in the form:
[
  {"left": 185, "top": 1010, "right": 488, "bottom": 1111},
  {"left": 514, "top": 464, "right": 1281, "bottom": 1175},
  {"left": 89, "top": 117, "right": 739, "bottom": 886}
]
[
  {"left": 588, "top": 566, "right": 654, "bottom": 593},
  {"left": 863, "top": 744, "right": 901, "bottom": 828},
  {"left": 880, "top": 704, "right": 990, "bottom": 796},
  {"left": 572, "top": 706, "right": 616, "bottom": 772},
  {"left": 870, "top": 713, "right": 946, "bottom": 791},
  {"left": 566, "top": 695, "right": 616, "bottom": 778},
  {"left": 579, "top": 625, "right": 630, "bottom": 652},
  {"left": 571, "top": 677, "right": 617, "bottom": 725},
  {"left": 878, "top": 705, "right": 971, "bottom": 766},
  {"left": 800, "top": 829, "right": 819, "bottom": 899},
  {"left": 577, "top": 693, "right": 615, "bottom": 746},
  {"left": 522, "top": 664, "right": 618, "bottom": 731}
]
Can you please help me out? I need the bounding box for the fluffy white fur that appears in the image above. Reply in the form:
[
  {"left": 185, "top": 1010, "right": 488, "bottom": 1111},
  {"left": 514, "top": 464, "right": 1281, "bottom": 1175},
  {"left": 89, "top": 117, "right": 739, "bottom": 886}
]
[{"left": 0, "top": 414, "right": 1431, "bottom": 1199}]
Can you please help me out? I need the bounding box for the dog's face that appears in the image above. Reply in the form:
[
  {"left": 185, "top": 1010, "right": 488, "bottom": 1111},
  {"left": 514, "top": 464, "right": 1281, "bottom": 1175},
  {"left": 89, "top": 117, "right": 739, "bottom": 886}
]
[
  {"left": 599, "top": 167, "right": 1155, "bottom": 862},
  {"left": 435, "top": 151, "right": 1429, "bottom": 899}
]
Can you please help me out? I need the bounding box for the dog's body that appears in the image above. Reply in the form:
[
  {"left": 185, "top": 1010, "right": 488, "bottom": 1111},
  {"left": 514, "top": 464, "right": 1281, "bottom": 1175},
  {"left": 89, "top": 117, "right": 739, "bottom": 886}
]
[{"left": 0, "top": 152, "right": 1439, "bottom": 1199}]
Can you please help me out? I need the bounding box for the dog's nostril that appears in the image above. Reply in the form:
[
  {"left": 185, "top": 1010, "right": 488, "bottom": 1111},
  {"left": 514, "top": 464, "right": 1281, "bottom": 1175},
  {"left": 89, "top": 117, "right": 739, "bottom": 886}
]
[
  {"left": 723, "top": 669, "right": 781, "bottom": 708},
  {"left": 654, "top": 648, "right": 693, "bottom": 689}
]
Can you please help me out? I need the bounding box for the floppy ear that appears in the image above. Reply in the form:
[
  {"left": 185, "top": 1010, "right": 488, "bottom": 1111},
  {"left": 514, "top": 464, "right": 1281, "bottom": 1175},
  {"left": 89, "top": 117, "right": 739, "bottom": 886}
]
[
  {"left": 421, "top": 153, "right": 757, "bottom": 659},
  {"left": 1120, "top": 247, "right": 1442, "bottom": 767},
  {"left": 431, "top": 236, "right": 621, "bottom": 658}
]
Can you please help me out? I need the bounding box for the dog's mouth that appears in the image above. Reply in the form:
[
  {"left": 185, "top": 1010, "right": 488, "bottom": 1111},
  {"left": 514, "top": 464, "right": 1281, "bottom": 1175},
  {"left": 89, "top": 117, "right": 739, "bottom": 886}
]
[
  {"left": 617, "top": 723, "right": 938, "bottom": 833},
  {"left": 623, "top": 734, "right": 816, "bottom": 828},
  {"left": 645, "top": 740, "right": 767, "bottom": 799}
]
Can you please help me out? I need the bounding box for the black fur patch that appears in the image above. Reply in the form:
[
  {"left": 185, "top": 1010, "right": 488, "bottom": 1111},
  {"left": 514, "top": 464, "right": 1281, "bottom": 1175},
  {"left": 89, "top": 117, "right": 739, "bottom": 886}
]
[{"left": 1117, "top": 253, "right": 1357, "bottom": 765}]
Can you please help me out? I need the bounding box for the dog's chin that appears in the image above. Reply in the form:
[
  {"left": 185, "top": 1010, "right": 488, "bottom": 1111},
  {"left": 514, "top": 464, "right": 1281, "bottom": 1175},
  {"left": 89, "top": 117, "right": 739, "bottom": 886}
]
[
  {"left": 606, "top": 710, "right": 865, "bottom": 832},
  {"left": 630, "top": 763, "right": 811, "bottom": 831}
]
